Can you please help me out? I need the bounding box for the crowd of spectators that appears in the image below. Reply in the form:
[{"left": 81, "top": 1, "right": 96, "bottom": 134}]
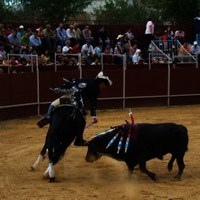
[{"left": 0, "top": 22, "right": 199, "bottom": 73}]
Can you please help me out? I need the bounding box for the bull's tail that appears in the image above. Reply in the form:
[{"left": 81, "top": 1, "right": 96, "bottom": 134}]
[{"left": 179, "top": 124, "right": 189, "bottom": 152}]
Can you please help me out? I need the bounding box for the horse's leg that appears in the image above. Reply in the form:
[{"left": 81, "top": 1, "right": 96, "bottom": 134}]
[
  {"left": 43, "top": 165, "right": 50, "bottom": 178},
  {"left": 48, "top": 162, "right": 55, "bottom": 182},
  {"left": 31, "top": 143, "right": 48, "bottom": 170}
]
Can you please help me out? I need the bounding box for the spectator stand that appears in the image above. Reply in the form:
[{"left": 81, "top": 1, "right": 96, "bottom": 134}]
[
  {"left": 54, "top": 52, "right": 82, "bottom": 77},
  {"left": 149, "top": 39, "right": 197, "bottom": 68},
  {"left": 6, "top": 53, "right": 38, "bottom": 73}
]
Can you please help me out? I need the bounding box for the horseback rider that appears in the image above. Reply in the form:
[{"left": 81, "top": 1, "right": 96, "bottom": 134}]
[{"left": 37, "top": 71, "right": 112, "bottom": 146}]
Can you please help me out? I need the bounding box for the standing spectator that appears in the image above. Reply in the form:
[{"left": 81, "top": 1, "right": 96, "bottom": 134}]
[
  {"left": 144, "top": 18, "right": 155, "bottom": 51},
  {"left": 55, "top": 22, "right": 67, "bottom": 48}
]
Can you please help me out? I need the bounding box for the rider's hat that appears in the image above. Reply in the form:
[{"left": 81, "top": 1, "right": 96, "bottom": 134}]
[{"left": 96, "top": 71, "right": 112, "bottom": 86}]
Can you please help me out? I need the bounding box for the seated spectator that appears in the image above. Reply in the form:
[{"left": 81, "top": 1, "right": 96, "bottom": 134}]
[
  {"left": 178, "top": 42, "right": 192, "bottom": 56},
  {"left": 113, "top": 40, "right": 125, "bottom": 64},
  {"left": 2, "top": 55, "right": 23, "bottom": 73},
  {"left": 20, "top": 32, "right": 31, "bottom": 52},
  {"left": 0, "top": 29, "right": 10, "bottom": 52},
  {"left": 7, "top": 29, "right": 20, "bottom": 52},
  {"left": 19, "top": 48, "right": 32, "bottom": 66},
  {"left": 55, "top": 46, "right": 65, "bottom": 67},
  {"left": 62, "top": 40, "right": 73, "bottom": 55},
  {"left": 0, "top": 23, "right": 5, "bottom": 34},
  {"left": 0, "top": 46, "right": 7, "bottom": 59},
  {"left": 42, "top": 24, "right": 56, "bottom": 53},
  {"left": 125, "top": 28, "right": 135, "bottom": 46},
  {"left": 17, "top": 25, "right": 26, "bottom": 44},
  {"left": 81, "top": 39, "right": 95, "bottom": 65},
  {"left": 103, "top": 44, "right": 114, "bottom": 64},
  {"left": 191, "top": 41, "right": 200, "bottom": 55},
  {"left": 91, "top": 41, "right": 103, "bottom": 65},
  {"left": 94, "top": 26, "right": 110, "bottom": 50},
  {"left": 55, "top": 22, "right": 67, "bottom": 48},
  {"left": 174, "top": 29, "right": 185, "bottom": 44},
  {"left": 70, "top": 41, "right": 81, "bottom": 54},
  {"left": 82, "top": 25, "right": 93, "bottom": 44},
  {"left": 0, "top": 67, "right": 4, "bottom": 73},
  {"left": 40, "top": 49, "right": 55, "bottom": 67},
  {"left": 132, "top": 48, "right": 142, "bottom": 64},
  {"left": 62, "top": 40, "right": 78, "bottom": 66},
  {"left": 104, "top": 44, "right": 113, "bottom": 54},
  {"left": 0, "top": 55, "right": 8, "bottom": 73},
  {"left": 73, "top": 23, "right": 82, "bottom": 45},
  {"left": 36, "top": 26, "right": 44, "bottom": 43},
  {"left": 66, "top": 24, "right": 76, "bottom": 44},
  {"left": 29, "top": 30, "right": 42, "bottom": 55},
  {"left": 165, "top": 26, "right": 174, "bottom": 40}
]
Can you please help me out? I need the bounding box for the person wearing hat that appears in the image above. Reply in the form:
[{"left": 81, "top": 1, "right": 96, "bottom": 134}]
[
  {"left": 37, "top": 71, "right": 112, "bottom": 146},
  {"left": 17, "top": 25, "right": 26, "bottom": 44}
]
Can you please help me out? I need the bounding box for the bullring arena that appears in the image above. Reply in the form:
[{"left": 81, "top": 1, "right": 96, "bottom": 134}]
[{"left": 1, "top": 105, "right": 200, "bottom": 200}]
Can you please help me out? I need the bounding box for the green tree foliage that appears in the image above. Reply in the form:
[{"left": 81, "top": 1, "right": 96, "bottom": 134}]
[
  {"left": 2, "top": 0, "right": 93, "bottom": 23},
  {"left": 93, "top": 0, "right": 200, "bottom": 25},
  {"left": 92, "top": 0, "right": 148, "bottom": 24},
  {"left": 150, "top": 0, "right": 200, "bottom": 25},
  {"left": 0, "top": 0, "right": 16, "bottom": 22}
]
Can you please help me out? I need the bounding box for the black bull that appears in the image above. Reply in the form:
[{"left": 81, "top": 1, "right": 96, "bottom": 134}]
[
  {"left": 85, "top": 123, "right": 188, "bottom": 181},
  {"left": 31, "top": 105, "right": 85, "bottom": 181}
]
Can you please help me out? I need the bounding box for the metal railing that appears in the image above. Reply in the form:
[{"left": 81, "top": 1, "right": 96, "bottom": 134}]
[
  {"left": 7, "top": 53, "right": 37, "bottom": 73},
  {"left": 150, "top": 40, "right": 197, "bottom": 65}
]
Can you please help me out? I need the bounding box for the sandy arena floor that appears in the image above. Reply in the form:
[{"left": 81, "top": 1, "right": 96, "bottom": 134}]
[{"left": 0, "top": 105, "right": 200, "bottom": 200}]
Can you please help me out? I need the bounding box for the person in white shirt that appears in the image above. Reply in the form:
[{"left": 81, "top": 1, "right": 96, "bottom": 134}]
[
  {"left": 62, "top": 40, "right": 72, "bottom": 55},
  {"left": 144, "top": 18, "right": 155, "bottom": 50},
  {"left": 81, "top": 39, "right": 95, "bottom": 65}
]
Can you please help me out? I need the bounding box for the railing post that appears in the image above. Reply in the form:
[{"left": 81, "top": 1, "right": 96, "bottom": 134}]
[
  {"left": 123, "top": 54, "right": 127, "bottom": 109},
  {"left": 78, "top": 53, "right": 82, "bottom": 78},
  {"left": 167, "top": 62, "right": 171, "bottom": 107},
  {"left": 36, "top": 54, "right": 40, "bottom": 116},
  {"left": 54, "top": 53, "right": 57, "bottom": 72}
]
